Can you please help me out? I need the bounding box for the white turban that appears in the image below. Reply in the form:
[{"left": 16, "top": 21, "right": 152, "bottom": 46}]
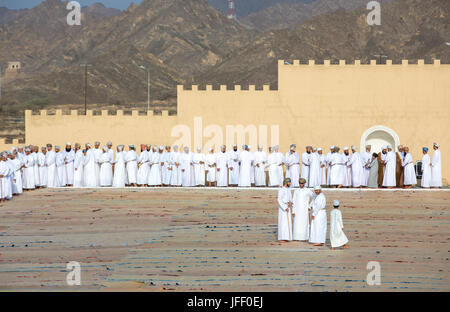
[
  {"left": 343, "top": 146, "right": 349, "bottom": 150},
  {"left": 314, "top": 186, "right": 322, "bottom": 191},
  {"left": 434, "top": 142, "right": 439, "bottom": 147},
  {"left": 317, "top": 147, "right": 322, "bottom": 151}
]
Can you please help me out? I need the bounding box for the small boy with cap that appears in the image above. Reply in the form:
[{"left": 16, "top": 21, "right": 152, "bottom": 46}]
[{"left": 330, "top": 199, "right": 349, "bottom": 250}]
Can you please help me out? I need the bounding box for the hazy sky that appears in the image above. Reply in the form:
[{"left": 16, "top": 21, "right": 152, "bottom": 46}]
[{"left": 0, "top": 0, "right": 143, "bottom": 10}]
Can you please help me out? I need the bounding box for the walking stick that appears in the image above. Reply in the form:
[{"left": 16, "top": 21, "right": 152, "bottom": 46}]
[{"left": 286, "top": 204, "right": 292, "bottom": 241}]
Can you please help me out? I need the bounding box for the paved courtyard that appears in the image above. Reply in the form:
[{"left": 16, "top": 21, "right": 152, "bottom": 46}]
[{"left": 0, "top": 188, "right": 448, "bottom": 291}]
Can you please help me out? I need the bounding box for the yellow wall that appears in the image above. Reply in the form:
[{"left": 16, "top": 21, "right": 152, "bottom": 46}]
[{"left": 1, "top": 59, "right": 448, "bottom": 184}]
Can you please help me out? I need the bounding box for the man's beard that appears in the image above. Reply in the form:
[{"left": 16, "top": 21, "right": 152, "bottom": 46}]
[
  {"left": 66, "top": 148, "right": 71, "bottom": 152},
  {"left": 233, "top": 148, "right": 237, "bottom": 152}
]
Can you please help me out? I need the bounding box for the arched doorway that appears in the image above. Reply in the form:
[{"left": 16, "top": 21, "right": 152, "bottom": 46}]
[{"left": 360, "top": 125, "right": 400, "bottom": 153}]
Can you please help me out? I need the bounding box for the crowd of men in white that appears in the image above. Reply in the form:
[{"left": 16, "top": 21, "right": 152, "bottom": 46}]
[{"left": 0, "top": 140, "right": 443, "bottom": 201}]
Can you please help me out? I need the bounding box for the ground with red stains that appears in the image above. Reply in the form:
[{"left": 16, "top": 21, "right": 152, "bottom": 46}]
[{"left": 0, "top": 188, "right": 448, "bottom": 291}]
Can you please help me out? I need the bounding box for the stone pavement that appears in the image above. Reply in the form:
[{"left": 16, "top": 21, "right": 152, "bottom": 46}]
[{"left": 0, "top": 188, "right": 448, "bottom": 291}]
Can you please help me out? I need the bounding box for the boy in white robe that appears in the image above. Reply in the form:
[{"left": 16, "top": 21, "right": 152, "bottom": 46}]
[
  {"left": 292, "top": 178, "right": 313, "bottom": 241},
  {"left": 309, "top": 186, "right": 327, "bottom": 246},
  {"left": 83, "top": 144, "right": 98, "bottom": 187},
  {"left": 277, "top": 178, "right": 293, "bottom": 242},
  {"left": 0, "top": 152, "right": 13, "bottom": 200},
  {"left": 309, "top": 147, "right": 321, "bottom": 187},
  {"left": 31, "top": 146, "right": 40, "bottom": 188},
  {"left": 361, "top": 145, "right": 372, "bottom": 187},
  {"left": 318, "top": 148, "right": 327, "bottom": 186},
  {"left": 162, "top": 146, "right": 172, "bottom": 186},
  {"left": 330, "top": 200, "right": 349, "bottom": 250},
  {"left": 325, "top": 146, "right": 334, "bottom": 186},
  {"left": 430, "top": 143, "right": 442, "bottom": 188},
  {"left": 342, "top": 147, "right": 352, "bottom": 187}
]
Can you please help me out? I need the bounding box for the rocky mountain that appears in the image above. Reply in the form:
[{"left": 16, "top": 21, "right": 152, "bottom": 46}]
[
  {"left": 207, "top": 0, "right": 312, "bottom": 19},
  {"left": 242, "top": 0, "right": 394, "bottom": 30},
  {"left": 0, "top": 0, "right": 255, "bottom": 106},
  {"left": 81, "top": 2, "right": 121, "bottom": 19},
  {"left": 197, "top": 0, "right": 449, "bottom": 88},
  {"left": 0, "top": 7, "right": 29, "bottom": 25}
]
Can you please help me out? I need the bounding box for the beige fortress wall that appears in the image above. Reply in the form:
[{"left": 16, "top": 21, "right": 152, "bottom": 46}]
[{"left": 1, "top": 59, "right": 448, "bottom": 184}]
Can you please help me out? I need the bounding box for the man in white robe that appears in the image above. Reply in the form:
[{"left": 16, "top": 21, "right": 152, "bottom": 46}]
[
  {"left": 205, "top": 147, "right": 217, "bottom": 187},
  {"left": 309, "top": 186, "right": 327, "bottom": 246},
  {"left": 238, "top": 145, "right": 253, "bottom": 187},
  {"left": 274, "top": 145, "right": 284, "bottom": 186},
  {"left": 301, "top": 146, "right": 312, "bottom": 187},
  {"left": 254, "top": 145, "right": 267, "bottom": 187},
  {"left": 192, "top": 147, "right": 205, "bottom": 187},
  {"left": 5, "top": 152, "right": 14, "bottom": 199},
  {"left": 348, "top": 146, "right": 364, "bottom": 188},
  {"left": 402, "top": 146, "right": 416, "bottom": 188},
  {"left": 248, "top": 145, "right": 255, "bottom": 185},
  {"left": 23, "top": 148, "right": 36, "bottom": 190},
  {"left": 430, "top": 142, "right": 442, "bottom": 188},
  {"left": 106, "top": 142, "right": 114, "bottom": 164},
  {"left": 277, "top": 178, "right": 293, "bottom": 242},
  {"left": 31, "top": 146, "right": 40, "bottom": 188},
  {"left": 228, "top": 144, "right": 240, "bottom": 186},
  {"left": 63, "top": 143, "right": 75, "bottom": 187},
  {"left": 9, "top": 151, "right": 23, "bottom": 195},
  {"left": 382, "top": 145, "right": 396, "bottom": 188},
  {"left": 318, "top": 148, "right": 327, "bottom": 186},
  {"left": 92, "top": 141, "right": 103, "bottom": 186},
  {"left": 38, "top": 146, "right": 48, "bottom": 188},
  {"left": 285, "top": 144, "right": 300, "bottom": 188},
  {"left": 267, "top": 146, "right": 280, "bottom": 187},
  {"left": 125, "top": 145, "right": 138, "bottom": 186},
  {"left": 73, "top": 143, "right": 84, "bottom": 187},
  {"left": 180, "top": 146, "right": 193, "bottom": 187},
  {"left": 329, "top": 147, "right": 343, "bottom": 188},
  {"left": 162, "top": 146, "right": 172, "bottom": 186},
  {"left": 83, "top": 144, "right": 97, "bottom": 187},
  {"left": 292, "top": 178, "right": 313, "bottom": 241},
  {"left": 170, "top": 145, "right": 182, "bottom": 186},
  {"left": 421, "top": 147, "right": 431, "bottom": 188},
  {"left": 55, "top": 146, "right": 66, "bottom": 187},
  {"left": 0, "top": 152, "right": 13, "bottom": 200},
  {"left": 361, "top": 145, "right": 372, "bottom": 187},
  {"left": 216, "top": 145, "right": 229, "bottom": 187},
  {"left": 148, "top": 146, "right": 162, "bottom": 186},
  {"left": 45, "top": 144, "right": 58, "bottom": 187},
  {"left": 112, "top": 145, "right": 127, "bottom": 188},
  {"left": 309, "top": 147, "right": 321, "bottom": 188},
  {"left": 326, "top": 146, "right": 334, "bottom": 186},
  {"left": 137, "top": 144, "right": 150, "bottom": 186},
  {"left": 342, "top": 147, "right": 352, "bottom": 187}
]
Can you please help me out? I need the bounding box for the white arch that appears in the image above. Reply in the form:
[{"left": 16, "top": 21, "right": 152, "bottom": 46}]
[{"left": 360, "top": 125, "right": 400, "bottom": 152}]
